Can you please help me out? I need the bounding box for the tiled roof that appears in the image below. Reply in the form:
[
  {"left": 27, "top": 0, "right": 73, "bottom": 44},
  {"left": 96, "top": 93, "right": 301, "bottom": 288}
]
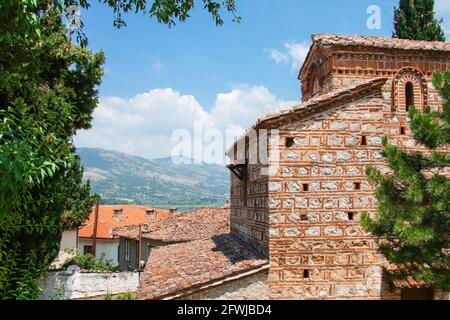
[
  {"left": 136, "top": 234, "right": 269, "bottom": 300},
  {"left": 78, "top": 205, "right": 170, "bottom": 239},
  {"left": 112, "top": 207, "right": 230, "bottom": 242},
  {"left": 386, "top": 254, "right": 450, "bottom": 289},
  {"left": 312, "top": 34, "right": 450, "bottom": 52},
  {"left": 227, "top": 78, "right": 387, "bottom": 155},
  {"left": 385, "top": 263, "right": 431, "bottom": 289},
  {"left": 258, "top": 77, "right": 387, "bottom": 125}
]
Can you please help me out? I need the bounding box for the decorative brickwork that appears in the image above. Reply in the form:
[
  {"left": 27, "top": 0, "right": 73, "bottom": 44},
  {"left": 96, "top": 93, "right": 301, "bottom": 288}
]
[
  {"left": 228, "top": 34, "right": 450, "bottom": 300},
  {"left": 267, "top": 90, "right": 391, "bottom": 299},
  {"left": 230, "top": 163, "right": 269, "bottom": 255},
  {"left": 392, "top": 68, "right": 427, "bottom": 112}
]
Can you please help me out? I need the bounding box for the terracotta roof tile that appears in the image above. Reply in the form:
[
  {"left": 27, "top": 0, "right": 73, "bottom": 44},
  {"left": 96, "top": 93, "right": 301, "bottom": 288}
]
[
  {"left": 227, "top": 78, "right": 387, "bottom": 155},
  {"left": 385, "top": 263, "right": 431, "bottom": 289},
  {"left": 312, "top": 34, "right": 450, "bottom": 52},
  {"left": 259, "top": 77, "right": 387, "bottom": 123},
  {"left": 136, "top": 234, "right": 268, "bottom": 300},
  {"left": 78, "top": 205, "right": 170, "bottom": 239},
  {"left": 112, "top": 207, "right": 230, "bottom": 242}
]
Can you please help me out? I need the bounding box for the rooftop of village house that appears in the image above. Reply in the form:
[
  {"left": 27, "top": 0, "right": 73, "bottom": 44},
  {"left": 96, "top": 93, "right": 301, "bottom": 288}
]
[
  {"left": 112, "top": 207, "right": 230, "bottom": 243},
  {"left": 136, "top": 234, "right": 269, "bottom": 300},
  {"left": 111, "top": 206, "right": 265, "bottom": 300},
  {"left": 78, "top": 205, "right": 171, "bottom": 240}
]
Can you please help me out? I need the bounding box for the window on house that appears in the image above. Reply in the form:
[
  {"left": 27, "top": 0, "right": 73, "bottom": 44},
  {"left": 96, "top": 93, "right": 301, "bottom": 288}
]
[
  {"left": 354, "top": 182, "right": 361, "bottom": 190},
  {"left": 286, "top": 137, "right": 295, "bottom": 148},
  {"left": 113, "top": 209, "right": 123, "bottom": 220},
  {"left": 302, "top": 184, "right": 309, "bottom": 192},
  {"left": 400, "top": 127, "right": 406, "bottom": 135},
  {"left": 83, "top": 245, "right": 93, "bottom": 255},
  {"left": 348, "top": 212, "right": 356, "bottom": 221},
  {"left": 300, "top": 214, "right": 308, "bottom": 222},
  {"left": 394, "top": 70, "right": 425, "bottom": 113},
  {"left": 303, "top": 269, "right": 310, "bottom": 279},
  {"left": 124, "top": 239, "right": 130, "bottom": 262},
  {"left": 405, "top": 82, "right": 414, "bottom": 112},
  {"left": 361, "top": 136, "right": 367, "bottom": 146}
]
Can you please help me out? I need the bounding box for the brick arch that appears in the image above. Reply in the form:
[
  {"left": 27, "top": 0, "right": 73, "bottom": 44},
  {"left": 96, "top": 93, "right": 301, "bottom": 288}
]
[
  {"left": 305, "top": 59, "right": 324, "bottom": 98},
  {"left": 392, "top": 68, "right": 427, "bottom": 112}
]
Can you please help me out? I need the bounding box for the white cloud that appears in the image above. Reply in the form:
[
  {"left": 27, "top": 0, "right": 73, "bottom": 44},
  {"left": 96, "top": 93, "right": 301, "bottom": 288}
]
[
  {"left": 284, "top": 41, "right": 311, "bottom": 71},
  {"left": 267, "top": 41, "right": 311, "bottom": 71},
  {"left": 266, "top": 48, "right": 289, "bottom": 64},
  {"left": 75, "top": 88, "right": 213, "bottom": 160},
  {"left": 75, "top": 86, "right": 295, "bottom": 162},
  {"left": 212, "top": 84, "right": 286, "bottom": 130}
]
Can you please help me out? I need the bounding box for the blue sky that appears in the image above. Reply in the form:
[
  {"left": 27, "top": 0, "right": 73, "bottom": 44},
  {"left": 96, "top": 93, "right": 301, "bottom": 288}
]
[
  {"left": 75, "top": 0, "right": 450, "bottom": 161},
  {"left": 82, "top": 0, "right": 399, "bottom": 106}
]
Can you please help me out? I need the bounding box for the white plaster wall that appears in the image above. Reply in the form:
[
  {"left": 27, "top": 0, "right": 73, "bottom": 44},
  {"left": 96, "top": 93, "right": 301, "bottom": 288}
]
[
  {"left": 52, "top": 230, "right": 78, "bottom": 267},
  {"left": 38, "top": 271, "right": 140, "bottom": 300},
  {"left": 78, "top": 239, "right": 119, "bottom": 265}
]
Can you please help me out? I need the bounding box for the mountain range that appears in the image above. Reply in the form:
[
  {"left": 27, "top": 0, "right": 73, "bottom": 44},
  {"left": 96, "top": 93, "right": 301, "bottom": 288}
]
[{"left": 77, "top": 148, "right": 230, "bottom": 211}]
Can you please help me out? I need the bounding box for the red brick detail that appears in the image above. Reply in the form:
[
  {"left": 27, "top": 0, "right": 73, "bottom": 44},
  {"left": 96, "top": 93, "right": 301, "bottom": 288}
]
[{"left": 392, "top": 68, "right": 427, "bottom": 112}]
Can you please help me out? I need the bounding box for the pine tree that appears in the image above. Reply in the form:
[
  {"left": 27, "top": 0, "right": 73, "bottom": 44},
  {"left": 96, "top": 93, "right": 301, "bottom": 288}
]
[
  {"left": 393, "top": 0, "right": 446, "bottom": 41},
  {"left": 362, "top": 71, "right": 450, "bottom": 290}
]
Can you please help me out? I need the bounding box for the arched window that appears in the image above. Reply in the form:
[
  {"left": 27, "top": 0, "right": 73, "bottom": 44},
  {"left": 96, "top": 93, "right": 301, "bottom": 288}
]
[
  {"left": 392, "top": 68, "right": 427, "bottom": 113},
  {"left": 312, "top": 76, "right": 320, "bottom": 95},
  {"left": 307, "top": 60, "right": 323, "bottom": 98},
  {"left": 405, "top": 82, "right": 414, "bottom": 112}
]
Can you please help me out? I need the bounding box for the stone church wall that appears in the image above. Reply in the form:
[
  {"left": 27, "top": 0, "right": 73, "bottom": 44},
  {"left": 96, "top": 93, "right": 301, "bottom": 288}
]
[
  {"left": 230, "top": 39, "right": 450, "bottom": 300},
  {"left": 267, "top": 91, "right": 403, "bottom": 299}
]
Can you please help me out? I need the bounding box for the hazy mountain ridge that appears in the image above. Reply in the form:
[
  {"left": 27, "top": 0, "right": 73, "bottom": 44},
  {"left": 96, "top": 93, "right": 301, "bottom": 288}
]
[{"left": 77, "top": 148, "right": 230, "bottom": 210}]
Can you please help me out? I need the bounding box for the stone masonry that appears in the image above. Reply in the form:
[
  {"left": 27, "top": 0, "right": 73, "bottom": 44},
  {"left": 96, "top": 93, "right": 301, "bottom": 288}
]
[
  {"left": 180, "top": 270, "right": 269, "bottom": 300},
  {"left": 227, "top": 34, "right": 450, "bottom": 300}
]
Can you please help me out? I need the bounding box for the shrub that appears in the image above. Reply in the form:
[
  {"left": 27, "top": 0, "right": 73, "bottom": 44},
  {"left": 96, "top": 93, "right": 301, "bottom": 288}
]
[
  {"left": 116, "top": 292, "right": 134, "bottom": 300},
  {"left": 62, "top": 253, "right": 118, "bottom": 272}
]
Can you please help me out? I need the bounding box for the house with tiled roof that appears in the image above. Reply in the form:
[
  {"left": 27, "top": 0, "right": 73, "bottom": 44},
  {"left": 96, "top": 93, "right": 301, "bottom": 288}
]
[
  {"left": 223, "top": 34, "right": 450, "bottom": 300},
  {"left": 113, "top": 207, "right": 230, "bottom": 242},
  {"left": 112, "top": 207, "right": 232, "bottom": 271},
  {"left": 119, "top": 207, "right": 270, "bottom": 300},
  {"left": 56, "top": 205, "right": 170, "bottom": 267},
  {"left": 136, "top": 234, "right": 269, "bottom": 300}
]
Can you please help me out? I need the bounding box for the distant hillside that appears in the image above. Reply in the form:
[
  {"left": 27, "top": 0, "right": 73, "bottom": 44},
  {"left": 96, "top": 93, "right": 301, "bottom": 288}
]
[{"left": 77, "top": 148, "right": 230, "bottom": 211}]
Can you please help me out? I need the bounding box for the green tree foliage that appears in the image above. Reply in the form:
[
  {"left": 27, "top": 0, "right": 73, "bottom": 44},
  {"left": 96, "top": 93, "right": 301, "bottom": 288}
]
[
  {"left": 0, "top": 0, "right": 239, "bottom": 300},
  {"left": 393, "top": 0, "right": 446, "bottom": 41},
  {"left": 0, "top": 2, "right": 103, "bottom": 299},
  {"left": 61, "top": 252, "right": 117, "bottom": 272},
  {"left": 59, "top": 158, "right": 97, "bottom": 231},
  {"left": 4, "top": 0, "right": 240, "bottom": 45},
  {"left": 99, "top": 0, "right": 241, "bottom": 28},
  {"left": 362, "top": 71, "right": 450, "bottom": 290}
]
